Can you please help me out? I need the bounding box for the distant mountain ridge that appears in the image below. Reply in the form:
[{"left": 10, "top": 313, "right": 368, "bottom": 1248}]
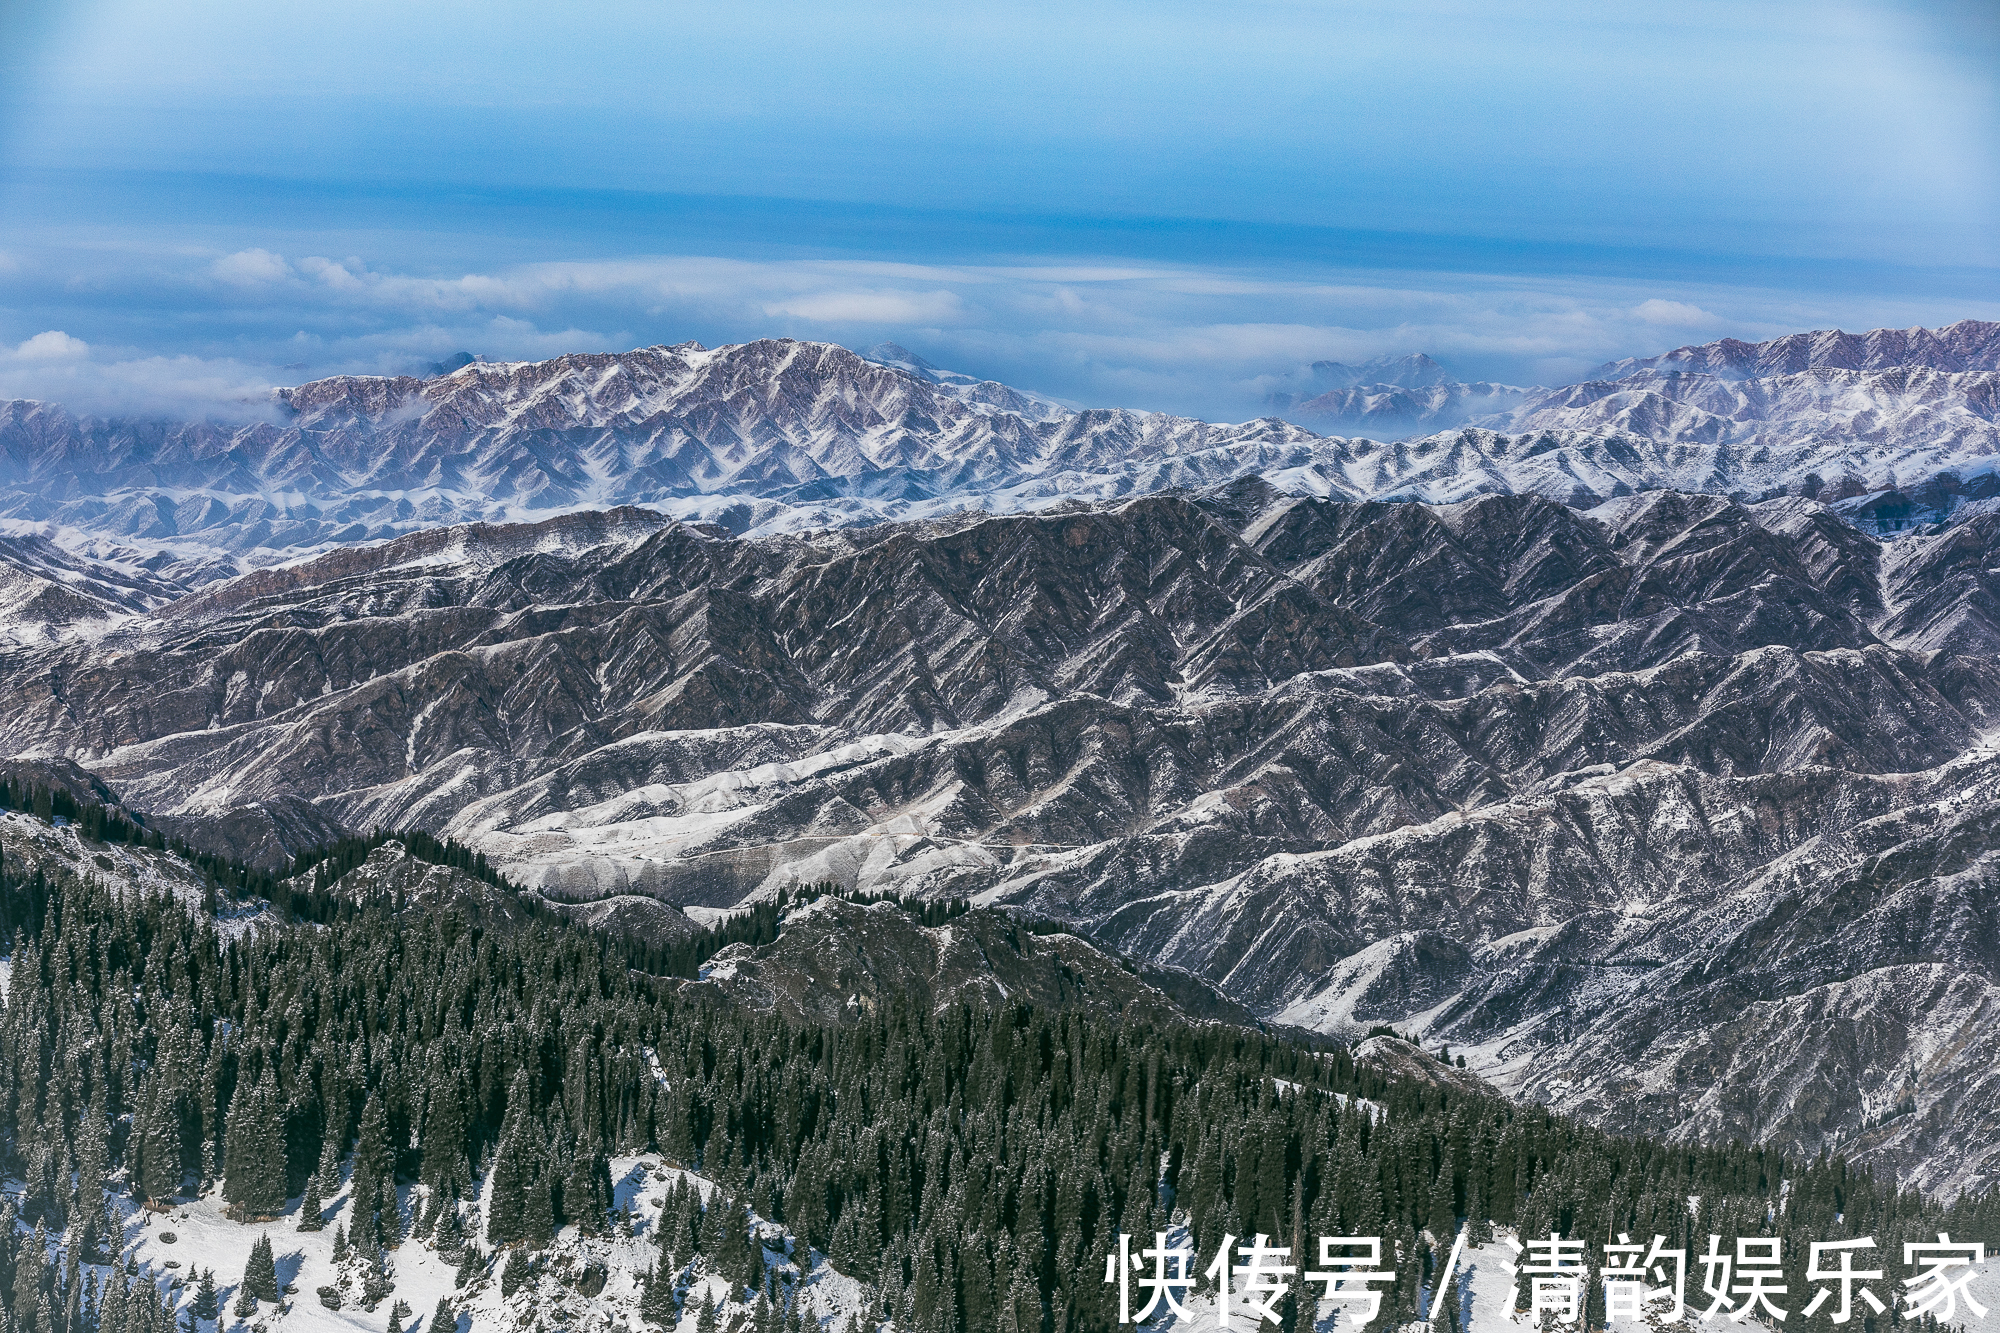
[
  {"left": 1590, "top": 318, "right": 2000, "bottom": 379},
  {"left": 0, "top": 320, "right": 1996, "bottom": 600},
  {"left": 1274, "top": 320, "right": 2000, "bottom": 524}
]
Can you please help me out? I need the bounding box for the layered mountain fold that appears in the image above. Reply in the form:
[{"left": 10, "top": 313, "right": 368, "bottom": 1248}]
[{"left": 4, "top": 485, "right": 1998, "bottom": 1194}]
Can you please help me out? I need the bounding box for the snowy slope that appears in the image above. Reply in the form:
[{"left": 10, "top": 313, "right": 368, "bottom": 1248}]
[{"left": 108, "top": 1154, "right": 878, "bottom": 1333}]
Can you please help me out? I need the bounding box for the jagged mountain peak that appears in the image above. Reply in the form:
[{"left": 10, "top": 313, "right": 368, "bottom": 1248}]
[{"left": 1589, "top": 318, "right": 2000, "bottom": 381}]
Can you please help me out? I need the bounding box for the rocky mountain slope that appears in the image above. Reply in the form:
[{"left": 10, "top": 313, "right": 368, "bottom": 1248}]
[
  {"left": 4, "top": 484, "right": 1999, "bottom": 1194},
  {"left": 0, "top": 530, "right": 184, "bottom": 643},
  {"left": 1277, "top": 321, "right": 2000, "bottom": 526}
]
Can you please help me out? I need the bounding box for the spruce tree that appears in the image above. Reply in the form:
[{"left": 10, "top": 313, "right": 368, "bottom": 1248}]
[
  {"left": 1427, "top": 1145, "right": 1458, "bottom": 1242},
  {"left": 379, "top": 1174, "right": 405, "bottom": 1246},
  {"left": 223, "top": 1070, "right": 288, "bottom": 1219},
  {"left": 561, "top": 1136, "right": 612, "bottom": 1236},
  {"left": 135, "top": 1080, "right": 185, "bottom": 1205},
  {"left": 638, "top": 1267, "right": 676, "bottom": 1328},
  {"left": 246, "top": 1235, "right": 279, "bottom": 1303},
  {"left": 485, "top": 1123, "right": 529, "bottom": 1246},
  {"left": 298, "top": 1174, "right": 326, "bottom": 1232},
  {"left": 519, "top": 1150, "right": 556, "bottom": 1250},
  {"left": 353, "top": 1094, "right": 392, "bottom": 1201},
  {"left": 500, "top": 1251, "right": 531, "bottom": 1299},
  {"left": 419, "top": 1075, "right": 469, "bottom": 1198},
  {"left": 193, "top": 1270, "right": 219, "bottom": 1322},
  {"left": 360, "top": 1248, "right": 393, "bottom": 1307}
]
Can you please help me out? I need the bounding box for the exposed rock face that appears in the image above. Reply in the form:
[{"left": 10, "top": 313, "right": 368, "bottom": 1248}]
[
  {"left": 313, "top": 841, "right": 539, "bottom": 926},
  {"left": 0, "top": 532, "right": 183, "bottom": 641},
  {"left": 1350, "top": 1035, "right": 1500, "bottom": 1099},
  {"left": 1279, "top": 381, "right": 1530, "bottom": 438},
  {"left": 0, "top": 342, "right": 1324, "bottom": 560},
  {"left": 546, "top": 892, "right": 701, "bottom": 950},
  {"left": 2, "top": 484, "right": 1998, "bottom": 1193},
  {"left": 303, "top": 840, "right": 711, "bottom": 945}
]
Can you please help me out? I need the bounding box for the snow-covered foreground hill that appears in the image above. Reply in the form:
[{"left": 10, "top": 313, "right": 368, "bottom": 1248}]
[
  {"left": 104, "top": 1191, "right": 1999, "bottom": 1333},
  {"left": 108, "top": 1155, "right": 873, "bottom": 1333}
]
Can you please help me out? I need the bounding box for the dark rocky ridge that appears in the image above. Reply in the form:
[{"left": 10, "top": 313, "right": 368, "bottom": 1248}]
[{"left": 2, "top": 484, "right": 1999, "bottom": 1193}]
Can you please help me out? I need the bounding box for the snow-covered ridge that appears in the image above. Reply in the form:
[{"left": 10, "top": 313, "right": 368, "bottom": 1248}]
[{"left": 3, "top": 321, "right": 1997, "bottom": 583}]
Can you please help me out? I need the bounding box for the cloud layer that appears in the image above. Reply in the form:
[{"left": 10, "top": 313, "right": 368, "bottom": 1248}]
[{"left": 4, "top": 238, "right": 1990, "bottom": 422}]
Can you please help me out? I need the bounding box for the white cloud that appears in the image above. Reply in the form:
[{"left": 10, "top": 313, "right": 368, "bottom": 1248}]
[
  {"left": 209, "top": 248, "right": 294, "bottom": 285},
  {"left": 14, "top": 331, "right": 90, "bottom": 361},
  {"left": 0, "top": 338, "right": 278, "bottom": 419},
  {"left": 1633, "top": 298, "right": 1717, "bottom": 326},
  {"left": 1, "top": 233, "right": 1987, "bottom": 422},
  {"left": 761, "top": 289, "right": 964, "bottom": 323}
]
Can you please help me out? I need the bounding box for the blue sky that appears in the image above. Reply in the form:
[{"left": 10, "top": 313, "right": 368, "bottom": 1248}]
[{"left": 0, "top": 0, "right": 1995, "bottom": 419}]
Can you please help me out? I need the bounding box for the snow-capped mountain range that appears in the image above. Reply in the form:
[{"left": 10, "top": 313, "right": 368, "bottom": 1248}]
[{"left": 1, "top": 321, "right": 1996, "bottom": 589}]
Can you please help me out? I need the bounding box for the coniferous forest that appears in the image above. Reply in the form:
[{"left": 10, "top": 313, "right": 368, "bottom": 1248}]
[{"left": 0, "top": 794, "right": 1995, "bottom": 1333}]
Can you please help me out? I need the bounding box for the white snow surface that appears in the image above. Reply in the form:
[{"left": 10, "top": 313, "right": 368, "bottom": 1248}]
[{"left": 100, "top": 1155, "right": 880, "bottom": 1333}]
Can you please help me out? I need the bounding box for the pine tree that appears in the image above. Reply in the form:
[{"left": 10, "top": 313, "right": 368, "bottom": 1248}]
[
  {"left": 316, "top": 1133, "right": 344, "bottom": 1196},
  {"left": 360, "top": 1248, "right": 393, "bottom": 1307},
  {"left": 246, "top": 1235, "right": 279, "bottom": 1303},
  {"left": 561, "top": 1135, "right": 613, "bottom": 1236},
  {"left": 379, "top": 1174, "right": 405, "bottom": 1246},
  {"left": 638, "top": 1266, "right": 676, "bottom": 1328},
  {"left": 349, "top": 1170, "right": 382, "bottom": 1251},
  {"left": 193, "top": 1270, "right": 219, "bottom": 1322},
  {"left": 500, "top": 1251, "right": 531, "bottom": 1299},
  {"left": 1427, "top": 1144, "right": 1458, "bottom": 1242},
  {"left": 134, "top": 1077, "right": 185, "bottom": 1205},
  {"left": 717, "top": 1198, "right": 757, "bottom": 1284},
  {"left": 14, "top": 1224, "right": 48, "bottom": 1332},
  {"left": 298, "top": 1173, "right": 326, "bottom": 1232},
  {"left": 485, "top": 1118, "right": 529, "bottom": 1246},
  {"left": 223, "top": 1070, "right": 288, "bottom": 1219},
  {"left": 519, "top": 1149, "right": 555, "bottom": 1250},
  {"left": 431, "top": 1297, "right": 455, "bottom": 1333}
]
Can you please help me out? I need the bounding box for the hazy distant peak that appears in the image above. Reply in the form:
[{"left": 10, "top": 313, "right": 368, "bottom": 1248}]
[
  {"left": 860, "top": 341, "right": 940, "bottom": 375},
  {"left": 1303, "top": 352, "right": 1456, "bottom": 391}
]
